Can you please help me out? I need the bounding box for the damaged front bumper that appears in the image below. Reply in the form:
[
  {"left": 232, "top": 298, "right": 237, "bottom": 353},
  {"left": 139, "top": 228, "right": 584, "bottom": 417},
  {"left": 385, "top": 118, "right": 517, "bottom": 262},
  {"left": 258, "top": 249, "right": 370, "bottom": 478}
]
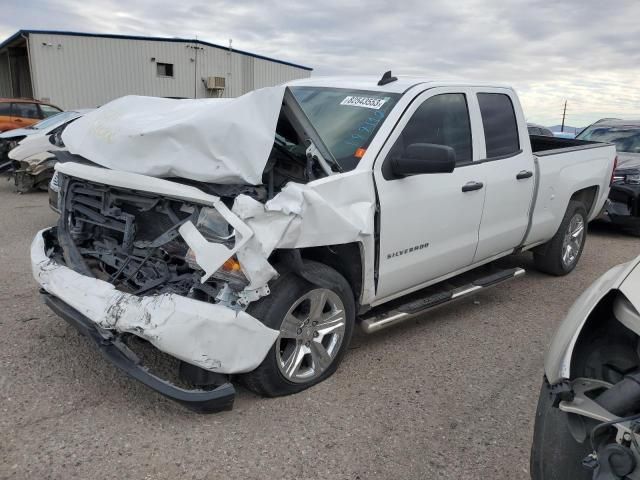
[
  {"left": 42, "top": 291, "right": 236, "bottom": 413},
  {"left": 12, "top": 153, "right": 57, "bottom": 193},
  {"left": 32, "top": 228, "right": 280, "bottom": 411}
]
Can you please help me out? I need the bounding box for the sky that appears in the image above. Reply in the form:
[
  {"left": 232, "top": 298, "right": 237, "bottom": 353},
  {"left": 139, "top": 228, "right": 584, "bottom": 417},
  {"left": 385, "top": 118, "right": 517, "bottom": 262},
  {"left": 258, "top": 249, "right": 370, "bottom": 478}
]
[{"left": 2, "top": 0, "right": 639, "bottom": 127}]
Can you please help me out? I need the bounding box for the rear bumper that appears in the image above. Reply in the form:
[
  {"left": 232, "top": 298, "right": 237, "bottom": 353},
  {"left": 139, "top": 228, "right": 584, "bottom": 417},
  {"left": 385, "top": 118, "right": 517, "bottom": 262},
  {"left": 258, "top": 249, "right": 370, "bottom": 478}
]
[{"left": 42, "top": 291, "right": 236, "bottom": 413}]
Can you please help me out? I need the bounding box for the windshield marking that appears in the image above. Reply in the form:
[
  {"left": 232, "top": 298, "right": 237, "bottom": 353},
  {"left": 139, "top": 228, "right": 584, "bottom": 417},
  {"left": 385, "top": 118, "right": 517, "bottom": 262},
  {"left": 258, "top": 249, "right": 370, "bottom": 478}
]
[{"left": 340, "top": 96, "right": 390, "bottom": 110}]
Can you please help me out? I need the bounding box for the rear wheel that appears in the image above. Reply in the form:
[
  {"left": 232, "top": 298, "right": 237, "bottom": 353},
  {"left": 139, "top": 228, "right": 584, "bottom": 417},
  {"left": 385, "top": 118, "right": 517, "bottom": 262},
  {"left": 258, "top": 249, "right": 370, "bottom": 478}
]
[
  {"left": 241, "top": 262, "right": 355, "bottom": 397},
  {"left": 534, "top": 201, "right": 587, "bottom": 276}
]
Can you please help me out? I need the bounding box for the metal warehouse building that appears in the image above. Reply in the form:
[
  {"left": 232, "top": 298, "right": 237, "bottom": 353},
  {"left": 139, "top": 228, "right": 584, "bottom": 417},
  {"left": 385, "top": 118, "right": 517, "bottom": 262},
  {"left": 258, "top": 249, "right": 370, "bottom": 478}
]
[{"left": 0, "top": 30, "right": 312, "bottom": 110}]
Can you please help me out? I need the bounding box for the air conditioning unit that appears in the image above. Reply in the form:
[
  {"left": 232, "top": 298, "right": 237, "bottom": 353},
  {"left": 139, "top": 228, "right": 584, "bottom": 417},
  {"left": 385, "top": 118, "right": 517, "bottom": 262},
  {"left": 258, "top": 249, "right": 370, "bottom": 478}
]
[{"left": 206, "top": 76, "right": 226, "bottom": 90}]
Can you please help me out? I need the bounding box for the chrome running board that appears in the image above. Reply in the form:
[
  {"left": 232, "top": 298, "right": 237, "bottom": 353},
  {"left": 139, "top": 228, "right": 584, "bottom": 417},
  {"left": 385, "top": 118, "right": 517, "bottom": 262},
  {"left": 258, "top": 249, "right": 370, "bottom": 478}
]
[{"left": 360, "top": 267, "right": 526, "bottom": 334}]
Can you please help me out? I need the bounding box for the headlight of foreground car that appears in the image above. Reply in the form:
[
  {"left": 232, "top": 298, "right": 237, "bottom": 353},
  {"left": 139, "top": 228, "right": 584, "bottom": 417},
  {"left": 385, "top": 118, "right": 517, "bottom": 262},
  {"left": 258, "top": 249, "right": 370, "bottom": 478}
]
[
  {"left": 625, "top": 173, "right": 640, "bottom": 185},
  {"left": 184, "top": 207, "right": 248, "bottom": 288}
]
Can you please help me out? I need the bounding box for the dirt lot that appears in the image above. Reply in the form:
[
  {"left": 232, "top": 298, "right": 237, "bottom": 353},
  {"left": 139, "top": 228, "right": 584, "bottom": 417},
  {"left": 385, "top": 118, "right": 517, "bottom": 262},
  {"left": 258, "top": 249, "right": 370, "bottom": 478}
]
[{"left": 1, "top": 178, "right": 638, "bottom": 480}]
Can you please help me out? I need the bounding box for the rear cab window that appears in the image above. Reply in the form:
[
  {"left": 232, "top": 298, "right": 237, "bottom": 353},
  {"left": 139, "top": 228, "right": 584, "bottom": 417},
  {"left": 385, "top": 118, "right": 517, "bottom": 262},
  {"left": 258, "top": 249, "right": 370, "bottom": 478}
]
[
  {"left": 477, "top": 93, "right": 520, "bottom": 159},
  {"left": 0, "top": 102, "right": 10, "bottom": 116}
]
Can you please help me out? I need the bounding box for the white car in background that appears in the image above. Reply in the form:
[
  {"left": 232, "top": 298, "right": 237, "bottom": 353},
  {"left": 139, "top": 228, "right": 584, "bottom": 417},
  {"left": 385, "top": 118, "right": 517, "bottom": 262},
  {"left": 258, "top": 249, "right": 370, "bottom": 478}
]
[
  {"left": 0, "top": 111, "right": 77, "bottom": 169},
  {"left": 10, "top": 109, "right": 92, "bottom": 192}
]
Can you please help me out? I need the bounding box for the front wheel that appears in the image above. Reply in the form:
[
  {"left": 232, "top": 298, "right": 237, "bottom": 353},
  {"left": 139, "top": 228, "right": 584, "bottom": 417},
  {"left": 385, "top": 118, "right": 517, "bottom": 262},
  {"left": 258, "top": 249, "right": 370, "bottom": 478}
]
[
  {"left": 241, "top": 262, "right": 355, "bottom": 397},
  {"left": 534, "top": 200, "right": 588, "bottom": 276}
]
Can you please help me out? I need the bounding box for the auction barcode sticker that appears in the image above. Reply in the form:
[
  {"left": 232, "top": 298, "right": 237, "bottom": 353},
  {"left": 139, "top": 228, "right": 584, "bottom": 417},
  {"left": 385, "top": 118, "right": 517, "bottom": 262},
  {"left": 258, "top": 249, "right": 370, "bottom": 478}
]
[{"left": 340, "top": 96, "right": 389, "bottom": 110}]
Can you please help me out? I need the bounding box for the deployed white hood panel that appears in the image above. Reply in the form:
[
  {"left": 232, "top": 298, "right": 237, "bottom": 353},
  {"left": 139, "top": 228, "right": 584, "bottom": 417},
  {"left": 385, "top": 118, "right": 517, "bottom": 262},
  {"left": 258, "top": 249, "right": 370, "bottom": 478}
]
[{"left": 62, "top": 86, "right": 286, "bottom": 185}]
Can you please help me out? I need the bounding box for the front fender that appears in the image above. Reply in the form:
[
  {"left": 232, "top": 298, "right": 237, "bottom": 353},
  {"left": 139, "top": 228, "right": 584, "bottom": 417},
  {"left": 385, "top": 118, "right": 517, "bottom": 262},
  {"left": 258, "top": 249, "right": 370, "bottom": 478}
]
[{"left": 545, "top": 257, "right": 640, "bottom": 384}]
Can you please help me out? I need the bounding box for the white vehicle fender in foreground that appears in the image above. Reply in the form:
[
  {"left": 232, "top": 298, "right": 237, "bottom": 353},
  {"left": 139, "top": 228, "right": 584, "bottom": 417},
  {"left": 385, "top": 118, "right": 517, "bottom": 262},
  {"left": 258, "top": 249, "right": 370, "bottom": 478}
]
[
  {"left": 545, "top": 256, "right": 640, "bottom": 384},
  {"left": 230, "top": 171, "right": 377, "bottom": 302}
]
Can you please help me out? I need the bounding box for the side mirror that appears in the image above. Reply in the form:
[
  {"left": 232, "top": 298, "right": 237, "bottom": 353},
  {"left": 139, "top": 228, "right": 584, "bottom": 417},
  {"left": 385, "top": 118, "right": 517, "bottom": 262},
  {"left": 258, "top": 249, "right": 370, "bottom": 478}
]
[
  {"left": 391, "top": 143, "right": 456, "bottom": 176},
  {"left": 49, "top": 129, "right": 64, "bottom": 147}
]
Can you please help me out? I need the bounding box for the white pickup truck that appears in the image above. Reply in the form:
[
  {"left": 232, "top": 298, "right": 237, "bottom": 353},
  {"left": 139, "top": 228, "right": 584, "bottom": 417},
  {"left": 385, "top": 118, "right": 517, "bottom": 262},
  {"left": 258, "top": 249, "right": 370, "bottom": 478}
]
[{"left": 32, "top": 74, "right": 617, "bottom": 412}]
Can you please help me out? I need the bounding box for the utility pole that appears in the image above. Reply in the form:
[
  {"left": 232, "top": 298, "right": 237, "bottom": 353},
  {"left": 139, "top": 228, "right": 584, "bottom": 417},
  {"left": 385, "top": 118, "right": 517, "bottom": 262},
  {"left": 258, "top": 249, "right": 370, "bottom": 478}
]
[{"left": 561, "top": 100, "right": 567, "bottom": 133}]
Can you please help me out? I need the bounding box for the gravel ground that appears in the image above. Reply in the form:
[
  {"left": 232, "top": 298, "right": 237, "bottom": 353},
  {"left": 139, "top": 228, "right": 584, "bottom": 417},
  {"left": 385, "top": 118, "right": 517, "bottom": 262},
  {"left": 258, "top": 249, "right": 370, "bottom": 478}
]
[{"left": 1, "top": 179, "right": 638, "bottom": 480}]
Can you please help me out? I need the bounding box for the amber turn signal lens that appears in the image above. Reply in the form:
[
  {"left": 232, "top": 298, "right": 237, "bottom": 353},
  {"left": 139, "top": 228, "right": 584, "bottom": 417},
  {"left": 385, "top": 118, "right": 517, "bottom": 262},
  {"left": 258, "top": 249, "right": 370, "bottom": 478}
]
[{"left": 222, "top": 257, "right": 242, "bottom": 272}]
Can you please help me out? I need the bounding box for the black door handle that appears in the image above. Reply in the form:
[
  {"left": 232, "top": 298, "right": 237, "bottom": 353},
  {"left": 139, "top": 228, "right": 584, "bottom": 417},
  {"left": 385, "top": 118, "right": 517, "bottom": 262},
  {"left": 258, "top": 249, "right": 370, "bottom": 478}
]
[
  {"left": 516, "top": 170, "right": 533, "bottom": 180},
  {"left": 462, "top": 181, "right": 484, "bottom": 192}
]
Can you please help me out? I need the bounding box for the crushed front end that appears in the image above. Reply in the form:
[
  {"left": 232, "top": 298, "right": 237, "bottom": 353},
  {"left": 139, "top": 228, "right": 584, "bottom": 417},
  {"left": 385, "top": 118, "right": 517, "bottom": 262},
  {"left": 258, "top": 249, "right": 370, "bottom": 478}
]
[
  {"left": 13, "top": 153, "right": 57, "bottom": 193},
  {"left": 31, "top": 164, "right": 280, "bottom": 412}
]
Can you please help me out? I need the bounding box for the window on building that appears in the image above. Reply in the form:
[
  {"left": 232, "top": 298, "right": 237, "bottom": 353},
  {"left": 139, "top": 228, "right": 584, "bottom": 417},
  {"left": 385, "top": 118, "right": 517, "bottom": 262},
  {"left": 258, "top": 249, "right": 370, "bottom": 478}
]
[
  {"left": 39, "top": 104, "right": 63, "bottom": 118},
  {"left": 388, "top": 93, "right": 473, "bottom": 166},
  {"left": 157, "top": 62, "right": 174, "bottom": 77},
  {"left": 12, "top": 102, "right": 40, "bottom": 119},
  {"left": 477, "top": 93, "right": 520, "bottom": 159}
]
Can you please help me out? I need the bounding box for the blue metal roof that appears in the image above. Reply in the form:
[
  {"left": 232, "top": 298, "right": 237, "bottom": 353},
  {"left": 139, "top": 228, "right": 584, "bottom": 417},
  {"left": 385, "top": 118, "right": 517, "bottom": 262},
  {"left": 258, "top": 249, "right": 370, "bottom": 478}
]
[{"left": 0, "top": 29, "right": 313, "bottom": 71}]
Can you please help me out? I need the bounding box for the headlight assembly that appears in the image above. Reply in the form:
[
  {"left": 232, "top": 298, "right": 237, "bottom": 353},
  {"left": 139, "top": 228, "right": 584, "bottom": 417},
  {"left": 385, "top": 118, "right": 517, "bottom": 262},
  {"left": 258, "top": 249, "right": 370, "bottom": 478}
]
[{"left": 184, "top": 207, "right": 247, "bottom": 288}]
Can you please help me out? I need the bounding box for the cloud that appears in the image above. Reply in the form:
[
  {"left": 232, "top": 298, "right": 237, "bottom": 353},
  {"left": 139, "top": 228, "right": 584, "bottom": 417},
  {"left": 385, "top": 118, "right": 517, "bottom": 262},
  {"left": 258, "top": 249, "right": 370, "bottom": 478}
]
[{"left": 1, "top": 0, "right": 639, "bottom": 126}]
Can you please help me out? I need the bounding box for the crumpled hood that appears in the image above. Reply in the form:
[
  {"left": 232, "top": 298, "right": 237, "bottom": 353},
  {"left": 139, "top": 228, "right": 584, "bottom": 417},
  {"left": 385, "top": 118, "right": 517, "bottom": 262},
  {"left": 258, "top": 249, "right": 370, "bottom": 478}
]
[
  {"left": 61, "top": 86, "right": 286, "bottom": 185},
  {"left": 616, "top": 152, "right": 640, "bottom": 171}
]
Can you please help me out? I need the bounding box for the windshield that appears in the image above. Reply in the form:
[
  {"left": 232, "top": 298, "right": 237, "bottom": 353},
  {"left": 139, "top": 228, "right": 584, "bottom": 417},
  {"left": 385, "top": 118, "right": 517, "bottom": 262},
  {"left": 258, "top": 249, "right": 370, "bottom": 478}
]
[
  {"left": 29, "top": 111, "right": 77, "bottom": 131},
  {"left": 577, "top": 125, "right": 640, "bottom": 154},
  {"left": 289, "top": 87, "right": 401, "bottom": 171}
]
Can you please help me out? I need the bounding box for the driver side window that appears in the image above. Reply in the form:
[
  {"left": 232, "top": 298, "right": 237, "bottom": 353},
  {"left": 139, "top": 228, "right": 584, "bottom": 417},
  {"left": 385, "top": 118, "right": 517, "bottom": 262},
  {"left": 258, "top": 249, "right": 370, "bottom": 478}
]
[{"left": 386, "top": 93, "right": 472, "bottom": 173}]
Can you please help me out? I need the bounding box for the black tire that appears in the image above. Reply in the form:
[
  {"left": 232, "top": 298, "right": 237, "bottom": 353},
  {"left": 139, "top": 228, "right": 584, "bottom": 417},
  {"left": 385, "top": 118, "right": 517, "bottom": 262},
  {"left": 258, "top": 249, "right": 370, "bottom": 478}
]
[
  {"left": 533, "top": 200, "right": 588, "bottom": 276},
  {"left": 240, "top": 261, "right": 355, "bottom": 397},
  {"left": 530, "top": 381, "right": 593, "bottom": 479}
]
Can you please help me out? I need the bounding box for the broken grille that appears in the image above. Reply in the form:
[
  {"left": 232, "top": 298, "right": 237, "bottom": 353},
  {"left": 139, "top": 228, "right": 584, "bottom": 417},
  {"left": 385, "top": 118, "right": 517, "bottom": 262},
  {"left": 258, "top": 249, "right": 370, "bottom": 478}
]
[{"left": 60, "top": 176, "right": 203, "bottom": 296}]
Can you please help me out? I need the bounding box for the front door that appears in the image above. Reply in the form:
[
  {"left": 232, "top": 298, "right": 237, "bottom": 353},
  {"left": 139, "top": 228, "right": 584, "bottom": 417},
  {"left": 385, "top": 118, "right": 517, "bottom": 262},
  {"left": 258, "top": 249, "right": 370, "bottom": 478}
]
[{"left": 374, "top": 89, "right": 486, "bottom": 301}]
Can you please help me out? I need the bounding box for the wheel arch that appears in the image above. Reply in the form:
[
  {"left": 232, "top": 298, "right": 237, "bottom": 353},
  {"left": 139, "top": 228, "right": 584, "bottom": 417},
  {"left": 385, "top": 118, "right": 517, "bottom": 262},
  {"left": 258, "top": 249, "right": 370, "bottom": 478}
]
[
  {"left": 270, "top": 242, "right": 364, "bottom": 308},
  {"left": 570, "top": 185, "right": 599, "bottom": 217},
  {"left": 568, "top": 290, "right": 640, "bottom": 385}
]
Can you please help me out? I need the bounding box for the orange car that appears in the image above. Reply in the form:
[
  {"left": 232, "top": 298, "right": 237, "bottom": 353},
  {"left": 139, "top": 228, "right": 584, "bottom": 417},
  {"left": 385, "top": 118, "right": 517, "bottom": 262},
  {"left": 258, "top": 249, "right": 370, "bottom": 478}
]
[{"left": 0, "top": 98, "right": 63, "bottom": 132}]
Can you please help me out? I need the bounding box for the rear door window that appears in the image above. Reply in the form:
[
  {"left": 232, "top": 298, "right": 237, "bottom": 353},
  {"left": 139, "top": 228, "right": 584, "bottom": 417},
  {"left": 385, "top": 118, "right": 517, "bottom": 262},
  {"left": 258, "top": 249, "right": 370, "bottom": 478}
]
[
  {"left": 12, "top": 102, "right": 40, "bottom": 119},
  {"left": 477, "top": 93, "right": 520, "bottom": 158}
]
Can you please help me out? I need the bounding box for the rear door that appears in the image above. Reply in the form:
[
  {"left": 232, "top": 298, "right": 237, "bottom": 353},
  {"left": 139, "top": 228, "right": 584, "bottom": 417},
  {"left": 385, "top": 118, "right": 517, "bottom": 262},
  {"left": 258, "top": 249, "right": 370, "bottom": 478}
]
[
  {"left": 374, "top": 88, "right": 487, "bottom": 300},
  {"left": 11, "top": 102, "right": 40, "bottom": 128},
  {"left": 472, "top": 89, "right": 535, "bottom": 261}
]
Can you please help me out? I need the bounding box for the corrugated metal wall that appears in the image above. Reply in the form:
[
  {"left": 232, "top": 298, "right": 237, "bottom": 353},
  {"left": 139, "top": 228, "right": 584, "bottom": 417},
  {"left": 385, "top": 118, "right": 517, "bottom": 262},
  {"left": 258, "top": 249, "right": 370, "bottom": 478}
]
[{"left": 27, "top": 33, "right": 311, "bottom": 109}]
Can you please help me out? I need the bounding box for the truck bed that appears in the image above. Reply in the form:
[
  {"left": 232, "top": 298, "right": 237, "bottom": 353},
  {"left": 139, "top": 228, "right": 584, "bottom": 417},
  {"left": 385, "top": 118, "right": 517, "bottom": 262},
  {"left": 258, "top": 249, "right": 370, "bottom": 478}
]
[
  {"left": 529, "top": 135, "right": 607, "bottom": 156},
  {"left": 524, "top": 135, "right": 616, "bottom": 249}
]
